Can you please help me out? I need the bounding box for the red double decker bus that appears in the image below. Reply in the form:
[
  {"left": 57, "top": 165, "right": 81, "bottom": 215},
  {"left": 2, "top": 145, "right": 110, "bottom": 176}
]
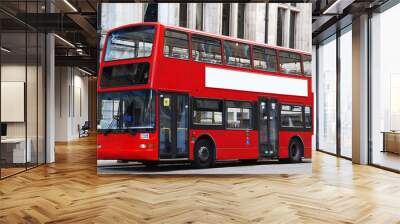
[{"left": 97, "top": 22, "right": 313, "bottom": 168}]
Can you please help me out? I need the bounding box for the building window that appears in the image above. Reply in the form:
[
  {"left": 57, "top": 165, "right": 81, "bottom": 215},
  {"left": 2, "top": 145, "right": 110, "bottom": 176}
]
[
  {"left": 223, "top": 41, "right": 251, "bottom": 68},
  {"left": 163, "top": 30, "right": 189, "bottom": 60},
  {"left": 226, "top": 101, "right": 253, "bottom": 129},
  {"left": 196, "top": 3, "right": 203, "bottom": 30},
  {"left": 222, "top": 3, "right": 230, "bottom": 36},
  {"left": 253, "top": 46, "right": 278, "bottom": 72},
  {"left": 265, "top": 4, "right": 269, "bottom": 43},
  {"left": 191, "top": 35, "right": 222, "bottom": 64},
  {"left": 179, "top": 3, "right": 187, "bottom": 28},
  {"left": 279, "top": 51, "right": 302, "bottom": 75},
  {"left": 237, "top": 3, "right": 245, "bottom": 39},
  {"left": 289, "top": 11, "right": 297, "bottom": 48},
  {"left": 280, "top": 105, "right": 303, "bottom": 128},
  {"left": 193, "top": 99, "right": 223, "bottom": 126},
  {"left": 277, "top": 8, "right": 286, "bottom": 47}
]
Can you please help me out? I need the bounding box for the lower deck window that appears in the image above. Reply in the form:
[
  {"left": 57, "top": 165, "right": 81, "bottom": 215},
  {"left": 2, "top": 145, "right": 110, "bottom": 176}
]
[
  {"left": 280, "top": 104, "right": 303, "bottom": 128},
  {"left": 226, "top": 101, "right": 253, "bottom": 129},
  {"left": 192, "top": 99, "right": 223, "bottom": 126}
]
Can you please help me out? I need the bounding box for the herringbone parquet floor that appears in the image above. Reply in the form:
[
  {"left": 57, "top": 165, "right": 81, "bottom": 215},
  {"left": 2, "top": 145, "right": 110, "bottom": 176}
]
[{"left": 1, "top": 135, "right": 400, "bottom": 224}]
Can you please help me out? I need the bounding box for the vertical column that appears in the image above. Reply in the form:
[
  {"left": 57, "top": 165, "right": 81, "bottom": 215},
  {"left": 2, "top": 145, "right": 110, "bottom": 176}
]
[
  {"left": 187, "top": 3, "right": 197, "bottom": 29},
  {"left": 268, "top": 4, "right": 278, "bottom": 45},
  {"left": 352, "top": 14, "right": 369, "bottom": 164},
  {"left": 244, "top": 3, "right": 265, "bottom": 42},
  {"left": 46, "top": 33, "right": 55, "bottom": 163},
  {"left": 203, "top": 3, "right": 222, "bottom": 35},
  {"left": 230, "top": 3, "right": 238, "bottom": 38},
  {"left": 158, "top": 3, "right": 179, "bottom": 26}
]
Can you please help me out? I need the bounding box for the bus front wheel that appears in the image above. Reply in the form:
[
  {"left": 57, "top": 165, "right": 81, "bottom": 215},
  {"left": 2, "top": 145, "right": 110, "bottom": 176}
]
[
  {"left": 192, "top": 139, "right": 214, "bottom": 169},
  {"left": 288, "top": 139, "right": 303, "bottom": 163}
]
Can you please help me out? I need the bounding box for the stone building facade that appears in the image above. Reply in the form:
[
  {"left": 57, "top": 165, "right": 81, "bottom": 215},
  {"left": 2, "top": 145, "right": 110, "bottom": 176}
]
[{"left": 101, "top": 3, "right": 312, "bottom": 52}]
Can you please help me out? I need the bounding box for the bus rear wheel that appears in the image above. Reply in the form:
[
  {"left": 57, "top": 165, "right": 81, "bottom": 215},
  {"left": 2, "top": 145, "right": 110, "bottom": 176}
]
[
  {"left": 192, "top": 139, "right": 214, "bottom": 169},
  {"left": 288, "top": 139, "right": 303, "bottom": 163}
]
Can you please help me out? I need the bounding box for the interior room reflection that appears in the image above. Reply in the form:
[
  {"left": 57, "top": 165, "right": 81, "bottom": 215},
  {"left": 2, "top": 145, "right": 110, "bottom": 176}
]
[{"left": 371, "top": 3, "right": 400, "bottom": 171}]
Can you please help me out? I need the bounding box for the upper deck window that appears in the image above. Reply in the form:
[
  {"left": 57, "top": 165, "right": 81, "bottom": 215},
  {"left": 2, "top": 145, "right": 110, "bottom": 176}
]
[
  {"left": 223, "top": 41, "right": 251, "bottom": 68},
  {"left": 163, "top": 29, "right": 189, "bottom": 60},
  {"left": 303, "top": 55, "right": 312, "bottom": 76},
  {"left": 100, "top": 62, "right": 150, "bottom": 88},
  {"left": 279, "top": 51, "right": 302, "bottom": 75},
  {"left": 192, "top": 35, "right": 222, "bottom": 64},
  {"left": 253, "top": 46, "right": 278, "bottom": 72},
  {"left": 105, "top": 26, "right": 155, "bottom": 62}
]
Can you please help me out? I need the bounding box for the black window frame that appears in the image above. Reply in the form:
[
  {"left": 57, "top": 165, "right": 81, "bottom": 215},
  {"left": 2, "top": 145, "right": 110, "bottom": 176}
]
[
  {"left": 225, "top": 100, "right": 255, "bottom": 130},
  {"left": 179, "top": 3, "right": 188, "bottom": 28},
  {"left": 191, "top": 34, "right": 223, "bottom": 65},
  {"left": 163, "top": 29, "right": 190, "bottom": 60},
  {"left": 222, "top": 3, "right": 231, "bottom": 36},
  {"left": 191, "top": 97, "right": 225, "bottom": 130}
]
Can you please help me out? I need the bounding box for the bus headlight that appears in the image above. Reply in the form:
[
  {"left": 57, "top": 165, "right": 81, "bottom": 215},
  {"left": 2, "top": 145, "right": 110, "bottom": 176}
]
[{"left": 139, "top": 144, "right": 148, "bottom": 149}]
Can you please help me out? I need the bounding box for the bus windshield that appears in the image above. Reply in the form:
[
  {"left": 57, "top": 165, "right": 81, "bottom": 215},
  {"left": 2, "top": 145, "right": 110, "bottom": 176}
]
[
  {"left": 104, "top": 25, "right": 155, "bottom": 61},
  {"left": 97, "top": 90, "right": 155, "bottom": 131}
]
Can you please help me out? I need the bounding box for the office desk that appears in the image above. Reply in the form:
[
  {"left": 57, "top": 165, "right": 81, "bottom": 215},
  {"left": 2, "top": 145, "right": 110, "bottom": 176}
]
[
  {"left": 382, "top": 132, "right": 400, "bottom": 154},
  {"left": 1, "top": 138, "right": 31, "bottom": 164}
]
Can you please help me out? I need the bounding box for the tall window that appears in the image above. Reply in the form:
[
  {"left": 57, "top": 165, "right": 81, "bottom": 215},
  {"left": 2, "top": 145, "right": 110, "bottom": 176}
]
[
  {"left": 289, "top": 11, "right": 297, "bottom": 48},
  {"left": 318, "top": 36, "right": 337, "bottom": 154},
  {"left": 265, "top": 4, "right": 269, "bottom": 43},
  {"left": 196, "top": 3, "right": 203, "bottom": 30},
  {"left": 222, "top": 3, "right": 230, "bottom": 36},
  {"left": 277, "top": 8, "right": 286, "bottom": 47},
  {"left": 179, "top": 3, "right": 187, "bottom": 28},
  {"left": 237, "top": 3, "right": 245, "bottom": 39},
  {"left": 340, "top": 27, "right": 352, "bottom": 158}
]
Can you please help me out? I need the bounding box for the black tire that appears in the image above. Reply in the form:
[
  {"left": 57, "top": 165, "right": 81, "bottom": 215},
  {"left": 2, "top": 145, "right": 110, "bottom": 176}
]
[
  {"left": 288, "top": 139, "right": 303, "bottom": 163},
  {"left": 192, "top": 139, "right": 214, "bottom": 169}
]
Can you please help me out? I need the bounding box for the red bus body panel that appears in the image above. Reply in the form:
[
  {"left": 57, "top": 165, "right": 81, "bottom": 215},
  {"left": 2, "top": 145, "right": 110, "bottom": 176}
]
[{"left": 97, "top": 22, "right": 313, "bottom": 162}]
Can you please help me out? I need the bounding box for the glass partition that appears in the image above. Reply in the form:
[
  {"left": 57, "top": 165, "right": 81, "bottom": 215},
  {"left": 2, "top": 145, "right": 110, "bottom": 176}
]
[
  {"left": 0, "top": 1, "right": 46, "bottom": 179},
  {"left": 339, "top": 26, "right": 352, "bottom": 158},
  {"left": 317, "top": 35, "right": 337, "bottom": 154},
  {"left": 371, "top": 4, "right": 400, "bottom": 171}
]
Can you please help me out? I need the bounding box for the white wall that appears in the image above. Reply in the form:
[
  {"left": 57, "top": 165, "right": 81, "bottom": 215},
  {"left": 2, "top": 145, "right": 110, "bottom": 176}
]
[{"left": 55, "top": 67, "right": 89, "bottom": 141}]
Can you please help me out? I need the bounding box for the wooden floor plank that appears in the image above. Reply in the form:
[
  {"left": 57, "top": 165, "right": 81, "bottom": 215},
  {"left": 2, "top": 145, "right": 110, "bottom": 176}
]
[{"left": 0, "top": 135, "right": 400, "bottom": 223}]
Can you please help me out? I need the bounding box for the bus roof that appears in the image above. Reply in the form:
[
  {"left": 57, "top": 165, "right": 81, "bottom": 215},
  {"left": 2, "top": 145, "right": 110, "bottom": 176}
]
[{"left": 106, "top": 22, "right": 311, "bottom": 56}]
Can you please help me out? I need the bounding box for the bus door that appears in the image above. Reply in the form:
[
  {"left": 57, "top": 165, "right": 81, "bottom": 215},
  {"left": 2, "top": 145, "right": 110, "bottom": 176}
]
[
  {"left": 258, "top": 98, "right": 279, "bottom": 158},
  {"left": 159, "top": 92, "right": 189, "bottom": 160}
]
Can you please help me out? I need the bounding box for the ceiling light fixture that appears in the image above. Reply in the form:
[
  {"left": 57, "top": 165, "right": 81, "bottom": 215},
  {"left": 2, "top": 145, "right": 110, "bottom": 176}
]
[
  {"left": 78, "top": 67, "right": 94, "bottom": 76},
  {"left": 1, "top": 47, "right": 11, "bottom": 53},
  {"left": 63, "top": 0, "right": 78, "bottom": 12},
  {"left": 54, "top": 34, "right": 75, "bottom": 48}
]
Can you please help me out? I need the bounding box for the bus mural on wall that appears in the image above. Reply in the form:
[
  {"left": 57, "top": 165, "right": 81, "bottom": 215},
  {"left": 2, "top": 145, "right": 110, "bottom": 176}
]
[{"left": 97, "top": 22, "right": 313, "bottom": 169}]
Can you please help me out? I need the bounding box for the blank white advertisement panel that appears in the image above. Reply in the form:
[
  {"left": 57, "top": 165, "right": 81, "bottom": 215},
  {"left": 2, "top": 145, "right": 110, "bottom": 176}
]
[{"left": 205, "top": 67, "right": 308, "bottom": 97}]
